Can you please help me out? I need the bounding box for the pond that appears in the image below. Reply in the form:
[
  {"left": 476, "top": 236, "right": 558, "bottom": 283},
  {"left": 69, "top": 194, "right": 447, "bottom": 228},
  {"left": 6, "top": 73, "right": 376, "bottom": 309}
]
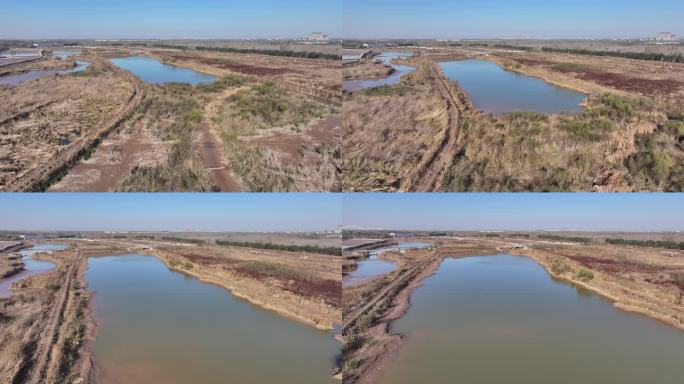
[
  {"left": 343, "top": 242, "right": 433, "bottom": 286},
  {"left": 53, "top": 50, "right": 82, "bottom": 59},
  {"left": 110, "top": 56, "right": 217, "bottom": 85},
  {"left": 87, "top": 254, "right": 338, "bottom": 384},
  {"left": 342, "top": 51, "right": 416, "bottom": 92},
  {"left": 378, "top": 254, "right": 684, "bottom": 384},
  {"left": 0, "top": 243, "right": 65, "bottom": 297},
  {"left": 0, "top": 61, "right": 90, "bottom": 87},
  {"left": 439, "top": 59, "right": 587, "bottom": 114}
]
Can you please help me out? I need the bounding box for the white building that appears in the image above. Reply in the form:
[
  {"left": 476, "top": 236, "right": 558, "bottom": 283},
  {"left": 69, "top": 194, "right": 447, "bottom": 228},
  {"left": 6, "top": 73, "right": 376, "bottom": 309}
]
[
  {"left": 655, "top": 32, "right": 677, "bottom": 41},
  {"left": 307, "top": 32, "right": 328, "bottom": 41}
]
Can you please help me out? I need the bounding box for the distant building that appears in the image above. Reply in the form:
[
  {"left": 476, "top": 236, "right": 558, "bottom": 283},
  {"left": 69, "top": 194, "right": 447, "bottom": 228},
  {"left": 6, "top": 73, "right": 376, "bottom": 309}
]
[
  {"left": 655, "top": 32, "right": 677, "bottom": 41},
  {"left": 307, "top": 32, "right": 328, "bottom": 41}
]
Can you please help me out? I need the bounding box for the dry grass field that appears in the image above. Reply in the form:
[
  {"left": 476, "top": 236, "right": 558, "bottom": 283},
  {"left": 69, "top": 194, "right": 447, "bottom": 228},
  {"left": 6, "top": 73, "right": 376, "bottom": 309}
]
[
  {"left": 1, "top": 44, "right": 341, "bottom": 192},
  {"left": 342, "top": 45, "right": 684, "bottom": 191}
]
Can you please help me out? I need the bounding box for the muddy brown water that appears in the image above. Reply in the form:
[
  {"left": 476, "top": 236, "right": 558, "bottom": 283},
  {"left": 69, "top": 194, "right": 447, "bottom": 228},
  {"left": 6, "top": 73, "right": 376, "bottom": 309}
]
[
  {"left": 378, "top": 254, "right": 684, "bottom": 384},
  {"left": 87, "top": 253, "right": 338, "bottom": 384}
]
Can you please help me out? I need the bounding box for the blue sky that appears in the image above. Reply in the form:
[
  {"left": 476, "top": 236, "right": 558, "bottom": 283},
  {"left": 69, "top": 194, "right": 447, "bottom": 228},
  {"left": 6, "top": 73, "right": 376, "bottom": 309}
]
[
  {"left": 0, "top": 0, "right": 341, "bottom": 39},
  {"left": 0, "top": 193, "right": 341, "bottom": 232},
  {"left": 343, "top": 193, "right": 684, "bottom": 231},
  {"left": 343, "top": 0, "right": 684, "bottom": 39}
]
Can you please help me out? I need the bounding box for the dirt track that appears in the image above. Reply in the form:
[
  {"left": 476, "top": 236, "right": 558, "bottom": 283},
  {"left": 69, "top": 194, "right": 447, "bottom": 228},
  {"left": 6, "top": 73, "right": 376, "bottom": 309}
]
[
  {"left": 410, "top": 61, "right": 465, "bottom": 192},
  {"left": 343, "top": 250, "right": 440, "bottom": 333},
  {"left": 3, "top": 63, "right": 144, "bottom": 192},
  {"left": 199, "top": 87, "right": 247, "bottom": 192},
  {"left": 25, "top": 250, "right": 80, "bottom": 384}
]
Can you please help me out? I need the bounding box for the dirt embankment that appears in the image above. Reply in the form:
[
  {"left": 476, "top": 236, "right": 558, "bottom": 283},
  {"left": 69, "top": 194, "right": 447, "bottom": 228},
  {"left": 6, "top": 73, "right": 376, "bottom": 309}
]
[
  {"left": 343, "top": 61, "right": 394, "bottom": 81},
  {"left": 143, "top": 246, "right": 341, "bottom": 330},
  {"left": 514, "top": 245, "right": 684, "bottom": 331},
  {"left": 0, "top": 244, "right": 95, "bottom": 384},
  {"left": 1, "top": 55, "right": 143, "bottom": 191}
]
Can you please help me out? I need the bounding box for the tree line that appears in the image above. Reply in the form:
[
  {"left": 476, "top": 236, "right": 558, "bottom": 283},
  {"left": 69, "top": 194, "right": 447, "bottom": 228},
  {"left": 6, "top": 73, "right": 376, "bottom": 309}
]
[
  {"left": 161, "top": 236, "right": 206, "bottom": 244},
  {"left": 538, "top": 234, "right": 591, "bottom": 244},
  {"left": 196, "top": 46, "right": 339, "bottom": 60},
  {"left": 605, "top": 238, "right": 684, "bottom": 250},
  {"left": 541, "top": 47, "right": 684, "bottom": 63},
  {"left": 215, "top": 240, "right": 341, "bottom": 256}
]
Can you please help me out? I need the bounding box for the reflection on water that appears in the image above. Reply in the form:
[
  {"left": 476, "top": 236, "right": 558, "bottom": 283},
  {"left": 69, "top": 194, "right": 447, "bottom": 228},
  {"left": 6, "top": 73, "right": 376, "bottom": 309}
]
[
  {"left": 379, "top": 254, "right": 684, "bottom": 384},
  {"left": 88, "top": 254, "right": 338, "bottom": 384},
  {"left": 439, "top": 59, "right": 587, "bottom": 114}
]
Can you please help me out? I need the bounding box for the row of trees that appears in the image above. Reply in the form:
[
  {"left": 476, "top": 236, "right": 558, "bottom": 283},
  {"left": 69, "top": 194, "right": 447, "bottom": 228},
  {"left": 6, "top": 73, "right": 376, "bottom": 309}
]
[
  {"left": 196, "top": 46, "right": 339, "bottom": 60},
  {"left": 215, "top": 240, "right": 341, "bottom": 256},
  {"left": 161, "top": 236, "right": 206, "bottom": 245},
  {"left": 538, "top": 234, "right": 591, "bottom": 244},
  {"left": 605, "top": 238, "right": 684, "bottom": 250},
  {"left": 541, "top": 47, "right": 684, "bottom": 63}
]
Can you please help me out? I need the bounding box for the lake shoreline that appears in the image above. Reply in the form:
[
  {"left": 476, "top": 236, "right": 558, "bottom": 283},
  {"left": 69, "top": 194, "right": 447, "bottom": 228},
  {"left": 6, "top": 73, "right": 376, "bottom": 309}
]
[
  {"left": 349, "top": 248, "right": 684, "bottom": 383},
  {"left": 516, "top": 248, "right": 684, "bottom": 332},
  {"left": 143, "top": 248, "right": 339, "bottom": 331}
]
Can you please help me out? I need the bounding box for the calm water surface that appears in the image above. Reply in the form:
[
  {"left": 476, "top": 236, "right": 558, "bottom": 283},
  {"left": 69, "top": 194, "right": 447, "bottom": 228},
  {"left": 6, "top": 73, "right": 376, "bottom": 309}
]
[
  {"left": 53, "top": 50, "right": 82, "bottom": 59},
  {"left": 342, "top": 51, "right": 415, "bottom": 91},
  {"left": 88, "top": 254, "right": 338, "bottom": 384},
  {"left": 0, "top": 243, "right": 64, "bottom": 297},
  {"left": 0, "top": 61, "right": 90, "bottom": 87},
  {"left": 343, "top": 242, "right": 433, "bottom": 286},
  {"left": 110, "top": 56, "right": 217, "bottom": 84},
  {"left": 439, "top": 59, "right": 587, "bottom": 114},
  {"left": 378, "top": 254, "right": 684, "bottom": 384}
]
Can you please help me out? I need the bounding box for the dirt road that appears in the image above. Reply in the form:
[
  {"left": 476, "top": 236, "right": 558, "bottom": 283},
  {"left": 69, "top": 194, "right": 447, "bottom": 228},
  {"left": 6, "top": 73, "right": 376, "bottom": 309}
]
[
  {"left": 4, "top": 64, "right": 144, "bottom": 192},
  {"left": 199, "top": 87, "right": 247, "bottom": 192},
  {"left": 410, "top": 61, "right": 465, "bottom": 192},
  {"left": 343, "top": 250, "right": 441, "bottom": 333},
  {"left": 25, "top": 250, "right": 80, "bottom": 384}
]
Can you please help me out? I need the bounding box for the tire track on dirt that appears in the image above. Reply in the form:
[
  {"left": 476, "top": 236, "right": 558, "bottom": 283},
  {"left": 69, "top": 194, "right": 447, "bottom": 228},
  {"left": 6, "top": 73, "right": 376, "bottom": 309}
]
[
  {"left": 25, "top": 250, "right": 80, "bottom": 384},
  {"left": 343, "top": 250, "right": 441, "bottom": 334},
  {"left": 198, "top": 86, "right": 248, "bottom": 192},
  {"left": 4, "top": 64, "right": 144, "bottom": 192},
  {"left": 409, "top": 61, "right": 465, "bottom": 192}
]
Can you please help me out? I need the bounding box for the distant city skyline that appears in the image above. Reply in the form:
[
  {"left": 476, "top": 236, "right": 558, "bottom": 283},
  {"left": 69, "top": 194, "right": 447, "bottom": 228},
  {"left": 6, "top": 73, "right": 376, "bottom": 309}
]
[
  {"left": 343, "top": 0, "right": 684, "bottom": 40},
  {"left": 343, "top": 193, "right": 684, "bottom": 232},
  {"left": 0, "top": 0, "right": 341, "bottom": 39},
  {"left": 0, "top": 193, "right": 341, "bottom": 232}
]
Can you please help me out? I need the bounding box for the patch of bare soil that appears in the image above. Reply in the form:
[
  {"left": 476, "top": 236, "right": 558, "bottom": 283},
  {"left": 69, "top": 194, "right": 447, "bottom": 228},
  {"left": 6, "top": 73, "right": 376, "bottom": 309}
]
[
  {"left": 49, "top": 126, "right": 169, "bottom": 192},
  {"left": 255, "top": 114, "right": 340, "bottom": 167}
]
